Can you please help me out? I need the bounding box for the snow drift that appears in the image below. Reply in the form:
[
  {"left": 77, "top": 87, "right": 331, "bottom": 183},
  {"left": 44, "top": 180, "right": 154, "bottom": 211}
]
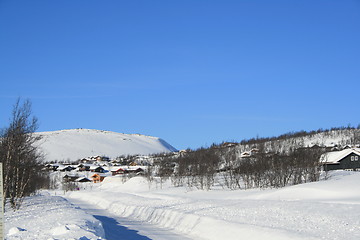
[
  {"left": 34, "top": 129, "right": 177, "bottom": 162},
  {"left": 5, "top": 193, "right": 105, "bottom": 240}
]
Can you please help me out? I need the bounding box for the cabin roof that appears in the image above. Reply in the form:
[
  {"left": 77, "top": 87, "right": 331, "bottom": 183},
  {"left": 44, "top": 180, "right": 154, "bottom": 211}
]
[
  {"left": 56, "top": 165, "right": 72, "bottom": 170},
  {"left": 110, "top": 166, "right": 146, "bottom": 172},
  {"left": 89, "top": 165, "right": 104, "bottom": 170},
  {"left": 75, "top": 177, "right": 91, "bottom": 182}
]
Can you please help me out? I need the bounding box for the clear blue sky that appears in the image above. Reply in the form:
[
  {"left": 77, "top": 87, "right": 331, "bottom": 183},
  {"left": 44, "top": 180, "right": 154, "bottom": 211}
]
[{"left": 1, "top": 0, "right": 359, "bottom": 150}]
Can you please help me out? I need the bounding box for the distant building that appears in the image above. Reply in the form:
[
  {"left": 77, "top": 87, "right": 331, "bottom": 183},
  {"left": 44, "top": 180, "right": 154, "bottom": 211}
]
[
  {"left": 63, "top": 174, "right": 79, "bottom": 182},
  {"left": 321, "top": 148, "right": 360, "bottom": 171},
  {"left": 110, "top": 166, "right": 145, "bottom": 176},
  {"left": 75, "top": 177, "right": 91, "bottom": 183},
  {"left": 240, "top": 152, "right": 251, "bottom": 158},
  {"left": 91, "top": 174, "right": 106, "bottom": 183},
  {"left": 89, "top": 165, "right": 105, "bottom": 173}
]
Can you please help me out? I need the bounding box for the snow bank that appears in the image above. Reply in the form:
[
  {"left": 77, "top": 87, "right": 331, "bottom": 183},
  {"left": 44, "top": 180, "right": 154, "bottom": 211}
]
[
  {"left": 236, "top": 171, "right": 360, "bottom": 203},
  {"left": 5, "top": 192, "right": 105, "bottom": 240},
  {"left": 67, "top": 171, "right": 360, "bottom": 240}
]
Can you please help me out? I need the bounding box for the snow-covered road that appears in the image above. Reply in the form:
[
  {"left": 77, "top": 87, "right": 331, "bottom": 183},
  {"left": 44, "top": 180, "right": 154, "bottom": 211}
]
[{"left": 67, "top": 197, "right": 193, "bottom": 240}]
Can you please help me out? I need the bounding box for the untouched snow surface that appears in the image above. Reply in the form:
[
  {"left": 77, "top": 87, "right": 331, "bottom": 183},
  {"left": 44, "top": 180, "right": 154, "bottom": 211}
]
[
  {"left": 65, "top": 171, "right": 360, "bottom": 240},
  {"left": 5, "top": 192, "right": 105, "bottom": 239},
  {"left": 34, "top": 129, "right": 177, "bottom": 162}
]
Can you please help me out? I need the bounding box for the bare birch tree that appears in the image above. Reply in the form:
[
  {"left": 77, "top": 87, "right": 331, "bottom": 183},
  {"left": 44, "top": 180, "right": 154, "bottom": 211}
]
[{"left": 0, "top": 99, "right": 48, "bottom": 210}]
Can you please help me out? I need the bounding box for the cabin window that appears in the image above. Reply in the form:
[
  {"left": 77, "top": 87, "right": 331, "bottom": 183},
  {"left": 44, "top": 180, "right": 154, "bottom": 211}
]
[{"left": 351, "top": 156, "right": 359, "bottom": 161}]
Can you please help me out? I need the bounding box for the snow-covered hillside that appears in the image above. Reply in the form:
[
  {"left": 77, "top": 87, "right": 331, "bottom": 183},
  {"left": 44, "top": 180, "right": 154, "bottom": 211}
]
[
  {"left": 34, "top": 129, "right": 177, "bottom": 162},
  {"left": 237, "top": 128, "right": 360, "bottom": 153}
]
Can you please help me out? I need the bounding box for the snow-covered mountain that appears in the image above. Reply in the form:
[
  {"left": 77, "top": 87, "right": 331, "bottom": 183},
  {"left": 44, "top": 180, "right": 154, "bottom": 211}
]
[{"left": 34, "top": 129, "right": 177, "bottom": 162}]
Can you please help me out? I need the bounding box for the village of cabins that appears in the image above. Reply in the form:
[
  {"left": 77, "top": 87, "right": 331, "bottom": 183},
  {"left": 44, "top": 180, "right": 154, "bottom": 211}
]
[
  {"left": 46, "top": 145, "right": 360, "bottom": 184},
  {"left": 46, "top": 155, "right": 148, "bottom": 183}
]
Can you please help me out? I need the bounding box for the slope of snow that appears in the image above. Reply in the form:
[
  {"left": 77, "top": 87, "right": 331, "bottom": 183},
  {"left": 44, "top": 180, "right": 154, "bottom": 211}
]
[
  {"left": 238, "top": 129, "right": 360, "bottom": 153},
  {"left": 66, "top": 171, "right": 360, "bottom": 240},
  {"left": 291, "top": 129, "right": 359, "bottom": 148},
  {"left": 34, "top": 129, "right": 177, "bottom": 162},
  {"left": 5, "top": 192, "right": 105, "bottom": 239}
]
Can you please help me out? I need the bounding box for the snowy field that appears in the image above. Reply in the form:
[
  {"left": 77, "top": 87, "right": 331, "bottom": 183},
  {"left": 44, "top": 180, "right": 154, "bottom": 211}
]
[{"left": 5, "top": 170, "right": 360, "bottom": 240}]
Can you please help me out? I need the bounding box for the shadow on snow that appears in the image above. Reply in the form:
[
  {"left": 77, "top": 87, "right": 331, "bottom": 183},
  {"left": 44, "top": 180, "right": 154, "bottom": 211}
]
[{"left": 93, "top": 215, "right": 151, "bottom": 240}]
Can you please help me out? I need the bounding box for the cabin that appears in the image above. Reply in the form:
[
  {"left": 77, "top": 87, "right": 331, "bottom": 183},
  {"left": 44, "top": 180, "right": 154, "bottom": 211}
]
[
  {"left": 63, "top": 174, "right": 79, "bottom": 182},
  {"left": 47, "top": 164, "right": 61, "bottom": 171},
  {"left": 90, "top": 165, "right": 105, "bottom": 173},
  {"left": 128, "top": 167, "right": 145, "bottom": 175},
  {"left": 311, "top": 144, "right": 322, "bottom": 149},
  {"left": 250, "top": 148, "right": 260, "bottom": 154},
  {"left": 221, "top": 142, "right": 237, "bottom": 148},
  {"left": 240, "top": 152, "right": 251, "bottom": 158},
  {"left": 77, "top": 164, "right": 91, "bottom": 171},
  {"left": 178, "top": 149, "right": 188, "bottom": 156},
  {"left": 57, "top": 165, "right": 74, "bottom": 172},
  {"left": 75, "top": 177, "right": 91, "bottom": 183},
  {"left": 321, "top": 148, "right": 360, "bottom": 171},
  {"left": 111, "top": 167, "right": 128, "bottom": 176},
  {"left": 91, "top": 173, "right": 106, "bottom": 183},
  {"left": 111, "top": 166, "right": 145, "bottom": 176}
]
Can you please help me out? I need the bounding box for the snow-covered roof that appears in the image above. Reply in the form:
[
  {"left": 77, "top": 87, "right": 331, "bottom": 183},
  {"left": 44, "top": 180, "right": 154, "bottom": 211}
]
[
  {"left": 63, "top": 174, "right": 78, "bottom": 178},
  {"left": 321, "top": 148, "right": 360, "bottom": 163},
  {"left": 240, "top": 152, "right": 251, "bottom": 158},
  {"left": 110, "top": 166, "right": 146, "bottom": 172},
  {"left": 110, "top": 166, "right": 125, "bottom": 172},
  {"left": 56, "top": 165, "right": 72, "bottom": 170},
  {"left": 75, "top": 177, "right": 91, "bottom": 182},
  {"left": 89, "top": 165, "right": 103, "bottom": 170}
]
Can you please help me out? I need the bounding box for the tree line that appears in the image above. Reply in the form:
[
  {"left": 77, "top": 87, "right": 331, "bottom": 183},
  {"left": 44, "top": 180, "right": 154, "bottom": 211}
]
[{"left": 150, "top": 143, "right": 328, "bottom": 191}]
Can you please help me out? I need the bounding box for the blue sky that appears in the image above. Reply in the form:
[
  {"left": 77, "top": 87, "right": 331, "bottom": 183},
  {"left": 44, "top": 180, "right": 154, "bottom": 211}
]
[{"left": 1, "top": 0, "right": 359, "bottom": 150}]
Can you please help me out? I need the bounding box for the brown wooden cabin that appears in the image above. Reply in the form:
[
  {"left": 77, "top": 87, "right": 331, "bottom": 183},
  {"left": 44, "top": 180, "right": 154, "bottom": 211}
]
[{"left": 91, "top": 173, "right": 106, "bottom": 183}]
